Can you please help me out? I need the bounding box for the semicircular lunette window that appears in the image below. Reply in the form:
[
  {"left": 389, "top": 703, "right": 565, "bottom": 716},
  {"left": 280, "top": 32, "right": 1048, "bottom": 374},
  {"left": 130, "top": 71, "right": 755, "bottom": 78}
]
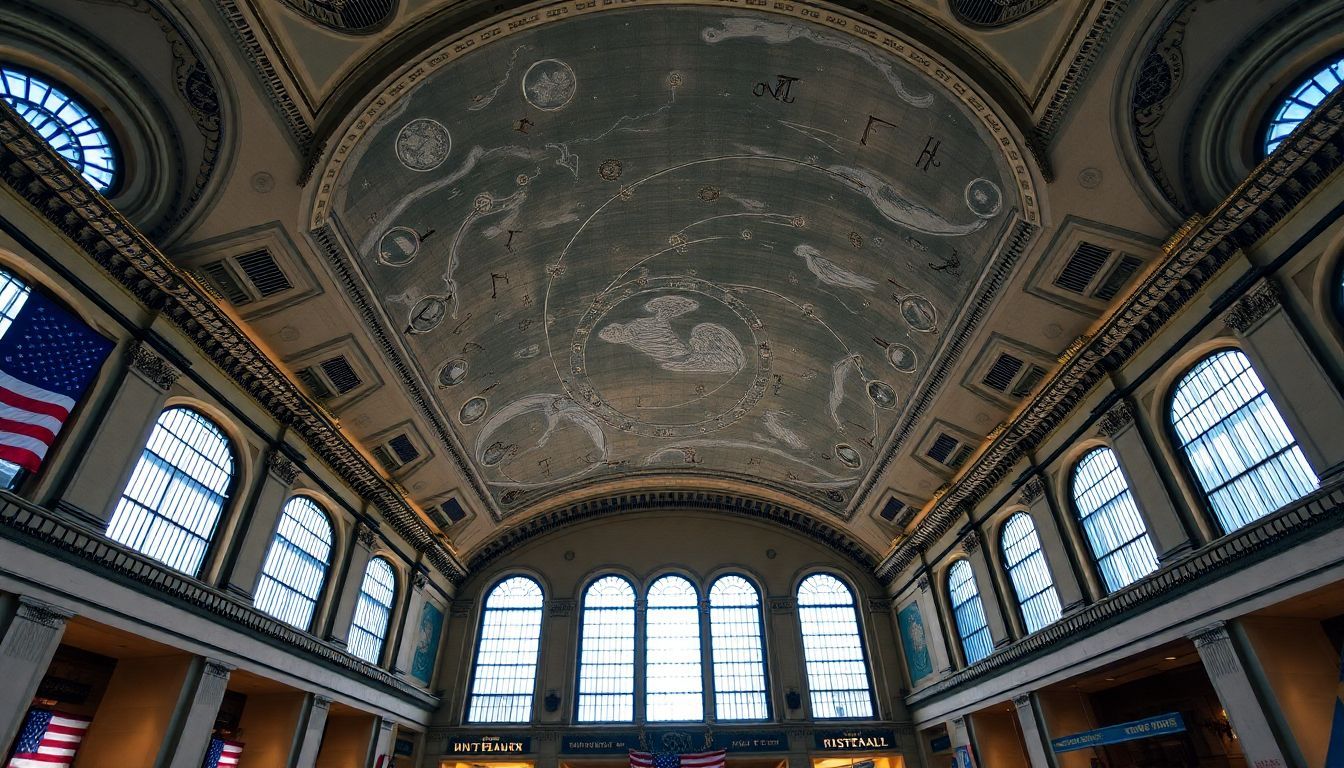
[
  {"left": 0, "top": 66, "right": 117, "bottom": 193},
  {"left": 1264, "top": 56, "right": 1344, "bottom": 156}
]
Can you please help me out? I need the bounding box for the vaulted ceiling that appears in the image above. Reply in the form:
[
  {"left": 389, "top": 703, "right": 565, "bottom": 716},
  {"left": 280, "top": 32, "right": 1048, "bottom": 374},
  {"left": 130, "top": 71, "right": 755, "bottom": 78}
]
[{"left": 4, "top": 0, "right": 1323, "bottom": 568}]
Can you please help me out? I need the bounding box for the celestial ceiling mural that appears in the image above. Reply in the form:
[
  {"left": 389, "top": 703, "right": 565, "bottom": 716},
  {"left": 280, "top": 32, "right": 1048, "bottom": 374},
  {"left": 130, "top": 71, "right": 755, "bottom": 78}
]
[{"left": 313, "top": 2, "right": 1034, "bottom": 518}]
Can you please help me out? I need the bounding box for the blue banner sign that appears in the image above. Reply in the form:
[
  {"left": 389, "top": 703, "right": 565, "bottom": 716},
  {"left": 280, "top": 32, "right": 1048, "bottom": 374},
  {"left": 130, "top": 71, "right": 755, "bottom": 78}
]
[
  {"left": 712, "top": 730, "right": 789, "bottom": 753},
  {"left": 813, "top": 729, "right": 898, "bottom": 751},
  {"left": 561, "top": 732, "right": 641, "bottom": 754},
  {"left": 1051, "top": 712, "right": 1186, "bottom": 753},
  {"left": 561, "top": 730, "right": 789, "bottom": 754}
]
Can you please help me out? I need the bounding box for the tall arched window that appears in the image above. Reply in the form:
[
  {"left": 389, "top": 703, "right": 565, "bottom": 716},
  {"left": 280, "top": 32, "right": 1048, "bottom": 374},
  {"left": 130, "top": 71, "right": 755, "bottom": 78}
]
[
  {"left": 709, "top": 575, "right": 769, "bottom": 721},
  {"left": 467, "top": 576, "right": 544, "bottom": 723},
  {"left": 1263, "top": 56, "right": 1344, "bottom": 155},
  {"left": 947, "top": 560, "right": 992, "bottom": 664},
  {"left": 645, "top": 575, "right": 703, "bottom": 722},
  {"left": 1072, "top": 447, "right": 1159, "bottom": 592},
  {"left": 576, "top": 575, "right": 636, "bottom": 722},
  {"left": 0, "top": 269, "right": 32, "bottom": 490},
  {"left": 348, "top": 556, "right": 396, "bottom": 665},
  {"left": 253, "top": 497, "right": 334, "bottom": 630},
  {"left": 1171, "top": 349, "right": 1318, "bottom": 532},
  {"left": 796, "top": 573, "right": 874, "bottom": 719},
  {"left": 0, "top": 66, "right": 118, "bottom": 193},
  {"left": 1000, "top": 513, "right": 1062, "bottom": 633},
  {"left": 107, "top": 407, "right": 234, "bottom": 575}
]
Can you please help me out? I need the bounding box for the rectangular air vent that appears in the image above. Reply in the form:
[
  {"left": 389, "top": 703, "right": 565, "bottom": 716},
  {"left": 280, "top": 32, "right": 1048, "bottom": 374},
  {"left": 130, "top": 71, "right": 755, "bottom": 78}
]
[
  {"left": 440, "top": 498, "right": 467, "bottom": 524},
  {"left": 319, "top": 355, "right": 362, "bottom": 394},
  {"left": 1093, "top": 254, "right": 1144, "bottom": 301},
  {"left": 981, "top": 353, "right": 1025, "bottom": 393},
  {"left": 879, "top": 498, "right": 907, "bottom": 522},
  {"left": 926, "top": 433, "right": 960, "bottom": 464},
  {"left": 296, "top": 367, "right": 332, "bottom": 400},
  {"left": 388, "top": 434, "right": 420, "bottom": 464},
  {"left": 948, "top": 444, "right": 974, "bottom": 469},
  {"left": 200, "top": 261, "right": 252, "bottom": 306},
  {"left": 1010, "top": 365, "right": 1047, "bottom": 398},
  {"left": 372, "top": 445, "right": 398, "bottom": 472},
  {"left": 1054, "top": 242, "right": 1112, "bottom": 294},
  {"left": 234, "top": 249, "right": 292, "bottom": 297}
]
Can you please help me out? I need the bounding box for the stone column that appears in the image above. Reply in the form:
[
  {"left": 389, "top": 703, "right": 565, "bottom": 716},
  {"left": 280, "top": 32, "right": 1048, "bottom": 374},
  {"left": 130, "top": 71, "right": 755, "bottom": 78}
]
[
  {"left": 1099, "top": 400, "right": 1196, "bottom": 561},
  {"left": 863, "top": 596, "right": 900, "bottom": 719},
  {"left": 1019, "top": 478, "right": 1088, "bottom": 611},
  {"left": 1225, "top": 279, "right": 1344, "bottom": 478},
  {"left": 58, "top": 342, "right": 179, "bottom": 528},
  {"left": 960, "top": 531, "right": 1011, "bottom": 649},
  {"left": 218, "top": 453, "right": 299, "bottom": 600},
  {"left": 325, "top": 522, "right": 376, "bottom": 649},
  {"left": 912, "top": 572, "right": 954, "bottom": 677},
  {"left": 0, "top": 597, "right": 73, "bottom": 750},
  {"left": 766, "top": 595, "right": 807, "bottom": 721},
  {"left": 163, "top": 658, "right": 234, "bottom": 768},
  {"left": 394, "top": 571, "right": 431, "bottom": 676},
  {"left": 1013, "top": 693, "right": 1054, "bottom": 768},
  {"left": 1189, "top": 622, "right": 1291, "bottom": 768},
  {"left": 540, "top": 598, "right": 576, "bottom": 723},
  {"left": 291, "top": 694, "right": 331, "bottom": 768}
]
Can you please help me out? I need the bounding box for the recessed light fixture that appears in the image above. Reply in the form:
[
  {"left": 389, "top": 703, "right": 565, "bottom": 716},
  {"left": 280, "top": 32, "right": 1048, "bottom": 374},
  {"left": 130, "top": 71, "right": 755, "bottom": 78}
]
[
  {"left": 1104, "top": 677, "right": 1115, "bottom": 681},
  {"left": 1164, "top": 656, "right": 1177, "bottom": 660}
]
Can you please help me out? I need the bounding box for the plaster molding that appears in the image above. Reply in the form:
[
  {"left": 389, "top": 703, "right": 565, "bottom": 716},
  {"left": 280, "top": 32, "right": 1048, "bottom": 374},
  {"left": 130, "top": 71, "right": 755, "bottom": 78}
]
[
  {"left": 1187, "top": 620, "right": 1230, "bottom": 648},
  {"left": 16, "top": 596, "right": 74, "bottom": 628},
  {"left": 266, "top": 452, "right": 300, "bottom": 485},
  {"left": 961, "top": 530, "right": 981, "bottom": 555},
  {"left": 1018, "top": 476, "right": 1045, "bottom": 505},
  {"left": 203, "top": 658, "right": 235, "bottom": 679},
  {"left": 547, "top": 598, "right": 576, "bottom": 618},
  {"left": 916, "top": 575, "right": 929, "bottom": 593},
  {"left": 1096, "top": 400, "right": 1135, "bottom": 438},
  {"left": 1221, "top": 279, "right": 1282, "bottom": 334},
  {"left": 354, "top": 522, "right": 376, "bottom": 549},
  {"left": 127, "top": 341, "right": 181, "bottom": 391}
]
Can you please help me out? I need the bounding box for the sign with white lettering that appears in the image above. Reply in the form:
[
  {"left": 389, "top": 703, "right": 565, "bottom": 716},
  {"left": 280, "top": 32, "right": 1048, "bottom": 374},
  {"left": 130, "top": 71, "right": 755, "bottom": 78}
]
[
  {"left": 813, "top": 729, "right": 898, "bottom": 752},
  {"left": 1051, "top": 713, "right": 1186, "bottom": 753},
  {"left": 445, "top": 735, "right": 531, "bottom": 755},
  {"left": 712, "top": 730, "right": 788, "bottom": 753},
  {"left": 561, "top": 732, "right": 641, "bottom": 754}
]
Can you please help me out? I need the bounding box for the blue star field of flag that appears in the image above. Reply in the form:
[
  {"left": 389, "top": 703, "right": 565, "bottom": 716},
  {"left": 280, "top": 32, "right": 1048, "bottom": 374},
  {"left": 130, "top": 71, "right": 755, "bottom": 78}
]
[
  {"left": 0, "top": 292, "right": 112, "bottom": 398},
  {"left": 13, "top": 709, "right": 53, "bottom": 753}
]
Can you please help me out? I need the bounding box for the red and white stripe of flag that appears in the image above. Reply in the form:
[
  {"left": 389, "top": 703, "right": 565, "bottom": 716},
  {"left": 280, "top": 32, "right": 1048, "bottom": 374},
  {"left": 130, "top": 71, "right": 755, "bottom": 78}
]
[
  {"left": 218, "top": 740, "right": 244, "bottom": 767},
  {"left": 6, "top": 713, "right": 91, "bottom": 768},
  {"left": 0, "top": 369, "right": 74, "bottom": 472},
  {"left": 629, "top": 749, "right": 727, "bottom": 768}
]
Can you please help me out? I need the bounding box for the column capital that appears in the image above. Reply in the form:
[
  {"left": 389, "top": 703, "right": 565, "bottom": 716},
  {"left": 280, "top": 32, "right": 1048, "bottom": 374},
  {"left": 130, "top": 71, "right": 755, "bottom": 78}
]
[
  {"left": 1096, "top": 400, "right": 1135, "bottom": 438},
  {"left": 1221, "top": 279, "right": 1282, "bottom": 334},
  {"left": 866, "top": 597, "right": 892, "bottom": 613},
  {"left": 1013, "top": 693, "right": 1032, "bottom": 708},
  {"left": 313, "top": 695, "right": 332, "bottom": 708},
  {"left": 202, "top": 659, "right": 235, "bottom": 679},
  {"left": 450, "top": 598, "right": 475, "bottom": 618},
  {"left": 768, "top": 595, "right": 795, "bottom": 613},
  {"left": 916, "top": 574, "right": 929, "bottom": 592},
  {"left": 127, "top": 341, "right": 181, "bottom": 391},
  {"left": 1018, "top": 476, "right": 1045, "bottom": 505},
  {"left": 412, "top": 571, "right": 428, "bottom": 590},
  {"left": 266, "top": 452, "right": 300, "bottom": 485},
  {"left": 547, "top": 598, "right": 576, "bottom": 618},
  {"left": 961, "top": 530, "right": 981, "bottom": 555},
  {"left": 1187, "top": 620, "right": 1230, "bottom": 648},
  {"left": 354, "top": 521, "right": 377, "bottom": 549},
  {"left": 16, "top": 597, "right": 74, "bottom": 628}
]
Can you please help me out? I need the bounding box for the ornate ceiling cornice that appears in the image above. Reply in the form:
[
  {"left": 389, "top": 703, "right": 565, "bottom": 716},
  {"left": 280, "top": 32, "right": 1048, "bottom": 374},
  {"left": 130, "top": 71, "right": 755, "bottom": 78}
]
[
  {"left": 877, "top": 88, "right": 1344, "bottom": 584},
  {"left": 0, "top": 102, "right": 467, "bottom": 583}
]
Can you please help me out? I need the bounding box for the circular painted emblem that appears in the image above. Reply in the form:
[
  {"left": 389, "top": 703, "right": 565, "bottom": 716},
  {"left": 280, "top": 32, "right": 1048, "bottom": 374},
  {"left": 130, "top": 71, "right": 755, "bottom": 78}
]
[
  {"left": 867, "top": 380, "right": 898, "bottom": 409},
  {"left": 438, "top": 358, "right": 468, "bottom": 386},
  {"left": 377, "top": 226, "right": 420, "bottom": 266},
  {"left": 835, "top": 443, "right": 861, "bottom": 468},
  {"left": 395, "top": 118, "right": 451, "bottom": 172},
  {"left": 522, "top": 59, "right": 577, "bottom": 111},
  {"left": 460, "top": 396, "right": 489, "bottom": 424},
  {"left": 965, "top": 177, "right": 1002, "bottom": 219},
  {"left": 886, "top": 343, "right": 917, "bottom": 372},
  {"left": 408, "top": 295, "right": 450, "bottom": 334},
  {"left": 900, "top": 295, "right": 937, "bottom": 332}
]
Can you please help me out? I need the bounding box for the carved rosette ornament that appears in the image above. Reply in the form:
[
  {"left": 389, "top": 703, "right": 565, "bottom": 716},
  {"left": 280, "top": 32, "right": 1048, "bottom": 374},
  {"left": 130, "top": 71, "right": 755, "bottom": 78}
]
[
  {"left": 1018, "top": 476, "right": 1044, "bottom": 505},
  {"left": 1096, "top": 400, "right": 1135, "bottom": 438},
  {"left": 267, "top": 452, "right": 300, "bottom": 485},
  {"left": 962, "top": 530, "right": 981, "bottom": 555},
  {"left": 127, "top": 341, "right": 181, "bottom": 392},
  {"left": 1221, "top": 279, "right": 1282, "bottom": 334},
  {"left": 354, "top": 522, "right": 376, "bottom": 548}
]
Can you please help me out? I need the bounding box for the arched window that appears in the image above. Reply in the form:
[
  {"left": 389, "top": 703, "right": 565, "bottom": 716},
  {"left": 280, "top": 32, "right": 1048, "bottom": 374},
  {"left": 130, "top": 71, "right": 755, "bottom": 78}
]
[
  {"left": 576, "top": 575, "right": 636, "bottom": 722},
  {"left": 1000, "top": 513, "right": 1062, "bottom": 633},
  {"left": 1263, "top": 56, "right": 1344, "bottom": 155},
  {"left": 348, "top": 557, "right": 396, "bottom": 664},
  {"left": 1171, "top": 349, "right": 1318, "bottom": 532},
  {"left": 107, "top": 407, "right": 234, "bottom": 575},
  {"left": 796, "top": 573, "right": 874, "bottom": 719},
  {"left": 709, "top": 575, "right": 769, "bottom": 721},
  {"left": 1072, "top": 447, "right": 1160, "bottom": 592},
  {"left": 645, "top": 575, "right": 703, "bottom": 722},
  {"left": 0, "top": 269, "right": 32, "bottom": 489},
  {"left": 947, "top": 560, "right": 992, "bottom": 664},
  {"left": 0, "top": 66, "right": 117, "bottom": 193},
  {"left": 467, "top": 576, "right": 544, "bottom": 723},
  {"left": 254, "top": 497, "right": 333, "bottom": 630}
]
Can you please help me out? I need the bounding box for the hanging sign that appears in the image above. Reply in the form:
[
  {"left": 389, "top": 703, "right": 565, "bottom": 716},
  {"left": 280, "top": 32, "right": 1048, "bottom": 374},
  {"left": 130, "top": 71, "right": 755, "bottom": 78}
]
[
  {"left": 445, "top": 734, "right": 531, "bottom": 755},
  {"left": 1051, "top": 712, "right": 1186, "bottom": 753}
]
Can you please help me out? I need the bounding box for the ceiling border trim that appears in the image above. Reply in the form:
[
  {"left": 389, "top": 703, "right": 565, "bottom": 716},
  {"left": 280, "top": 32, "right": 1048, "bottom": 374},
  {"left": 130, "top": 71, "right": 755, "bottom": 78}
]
[
  {"left": 876, "top": 87, "right": 1344, "bottom": 584},
  {"left": 1034, "top": 0, "right": 1129, "bottom": 147},
  {"left": 214, "top": 0, "right": 316, "bottom": 154},
  {"left": 0, "top": 102, "right": 467, "bottom": 584}
]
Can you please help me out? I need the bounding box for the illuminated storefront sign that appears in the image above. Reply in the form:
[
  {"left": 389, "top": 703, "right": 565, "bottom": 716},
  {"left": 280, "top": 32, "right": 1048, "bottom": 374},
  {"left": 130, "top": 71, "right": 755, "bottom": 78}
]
[
  {"left": 813, "top": 729, "right": 898, "bottom": 751},
  {"left": 445, "top": 735, "right": 531, "bottom": 755},
  {"left": 1051, "top": 713, "right": 1186, "bottom": 753}
]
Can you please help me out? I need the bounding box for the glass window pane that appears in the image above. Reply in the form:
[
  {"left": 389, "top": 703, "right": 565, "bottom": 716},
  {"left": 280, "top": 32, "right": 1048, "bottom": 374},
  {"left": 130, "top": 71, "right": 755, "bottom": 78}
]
[
  {"left": 709, "top": 576, "right": 769, "bottom": 721},
  {"left": 646, "top": 575, "right": 703, "bottom": 722},
  {"left": 1171, "top": 350, "right": 1318, "bottom": 532},
  {"left": 254, "top": 497, "right": 334, "bottom": 630},
  {"left": 0, "top": 66, "right": 118, "bottom": 192},
  {"left": 106, "top": 407, "right": 234, "bottom": 576},
  {"left": 946, "top": 561, "right": 993, "bottom": 664},
  {"left": 1263, "top": 57, "right": 1344, "bottom": 155},
  {"left": 576, "top": 575, "right": 635, "bottom": 722},
  {"left": 467, "top": 576, "right": 543, "bottom": 723},
  {"left": 797, "top": 574, "right": 874, "bottom": 719},
  {"left": 348, "top": 557, "right": 396, "bottom": 664},
  {"left": 1000, "top": 513, "right": 1062, "bottom": 633},
  {"left": 1072, "top": 447, "right": 1160, "bottom": 592}
]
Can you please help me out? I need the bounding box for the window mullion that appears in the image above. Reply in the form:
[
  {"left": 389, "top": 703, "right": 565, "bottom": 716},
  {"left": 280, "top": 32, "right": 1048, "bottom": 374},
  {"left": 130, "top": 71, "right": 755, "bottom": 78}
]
[
  {"left": 634, "top": 597, "right": 647, "bottom": 723},
  {"left": 698, "top": 597, "right": 715, "bottom": 722}
]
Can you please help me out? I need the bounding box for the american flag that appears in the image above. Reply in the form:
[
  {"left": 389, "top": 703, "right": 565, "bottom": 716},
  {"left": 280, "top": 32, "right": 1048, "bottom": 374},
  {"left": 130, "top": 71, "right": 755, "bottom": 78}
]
[
  {"left": 629, "top": 749, "right": 727, "bottom": 768},
  {"left": 201, "top": 737, "right": 243, "bottom": 768},
  {"left": 6, "top": 708, "right": 91, "bottom": 768},
  {"left": 0, "top": 291, "right": 111, "bottom": 473}
]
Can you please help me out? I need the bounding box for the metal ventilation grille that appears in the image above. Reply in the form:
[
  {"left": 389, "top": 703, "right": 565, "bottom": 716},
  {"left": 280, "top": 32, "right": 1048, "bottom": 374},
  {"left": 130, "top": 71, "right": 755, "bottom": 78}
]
[
  {"left": 1054, "top": 242, "right": 1113, "bottom": 294},
  {"left": 371, "top": 445, "right": 397, "bottom": 472},
  {"left": 1093, "top": 254, "right": 1144, "bottom": 301},
  {"left": 948, "top": 444, "right": 974, "bottom": 469},
  {"left": 951, "top": 0, "right": 1055, "bottom": 27},
  {"left": 296, "top": 367, "right": 332, "bottom": 400},
  {"left": 319, "top": 355, "right": 362, "bottom": 394},
  {"left": 879, "top": 498, "right": 907, "bottom": 522},
  {"left": 1010, "top": 365, "right": 1048, "bottom": 398},
  {"left": 440, "top": 498, "right": 467, "bottom": 523},
  {"left": 926, "top": 433, "right": 960, "bottom": 464},
  {"left": 982, "top": 353, "right": 1025, "bottom": 392},
  {"left": 281, "top": 0, "right": 396, "bottom": 33},
  {"left": 200, "top": 261, "right": 251, "bottom": 305},
  {"left": 388, "top": 434, "right": 420, "bottom": 464},
  {"left": 235, "top": 250, "right": 292, "bottom": 298}
]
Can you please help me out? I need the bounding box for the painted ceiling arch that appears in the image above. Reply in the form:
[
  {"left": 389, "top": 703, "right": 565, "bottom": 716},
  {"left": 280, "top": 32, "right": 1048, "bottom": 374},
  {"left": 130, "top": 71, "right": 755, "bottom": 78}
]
[{"left": 310, "top": 0, "right": 1040, "bottom": 521}]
